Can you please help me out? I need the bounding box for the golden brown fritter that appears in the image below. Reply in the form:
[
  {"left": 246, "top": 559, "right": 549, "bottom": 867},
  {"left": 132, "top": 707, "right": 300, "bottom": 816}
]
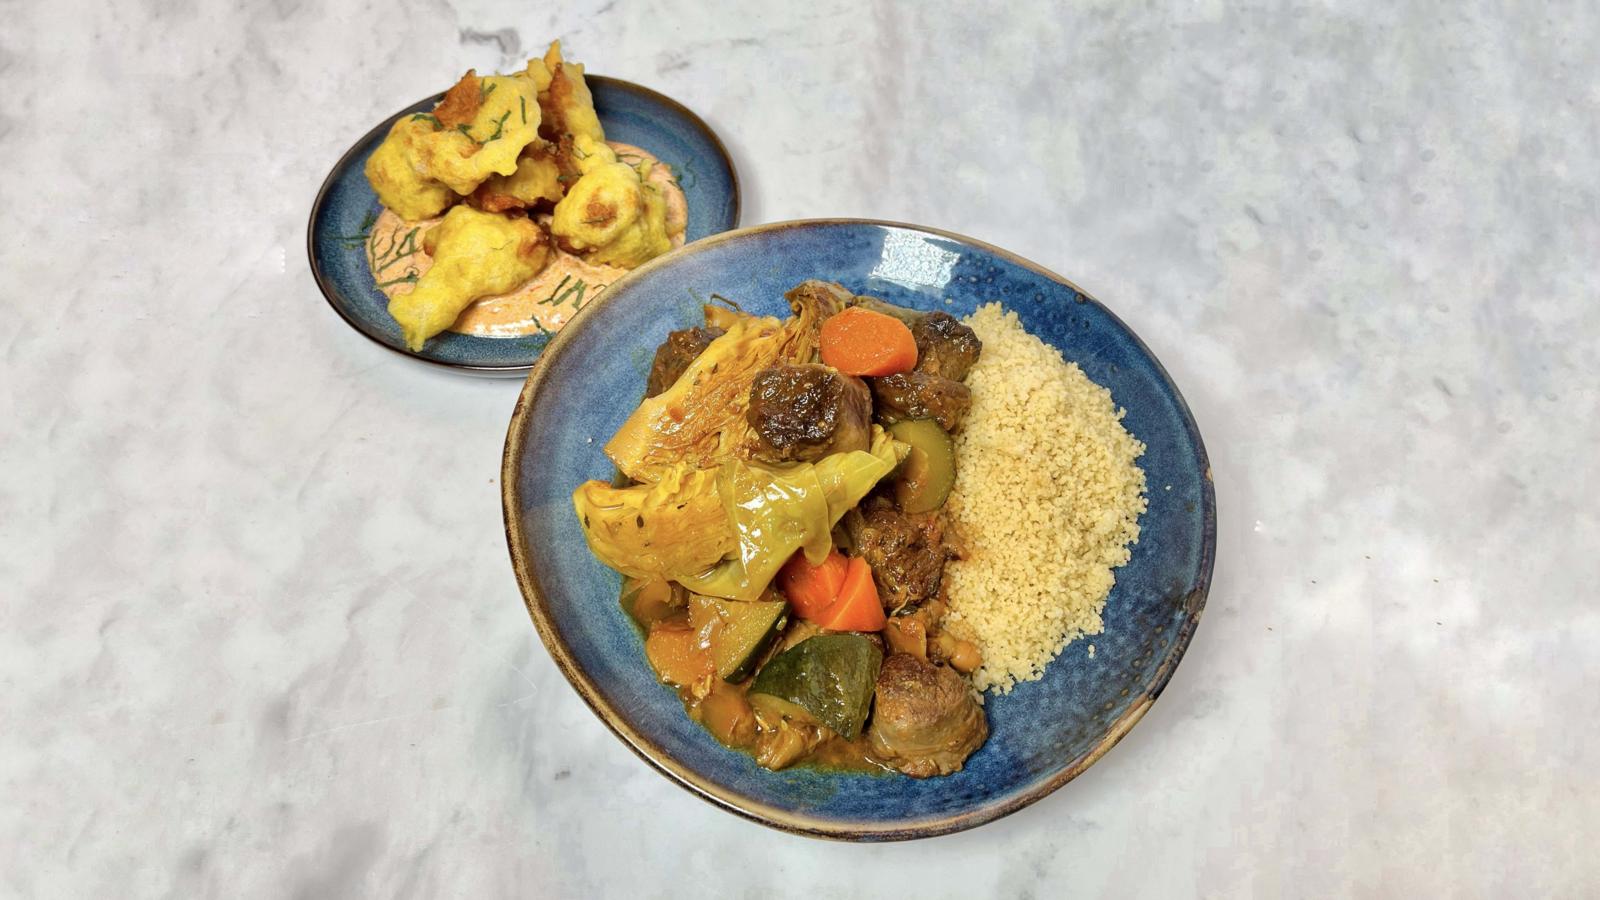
[
  {"left": 469, "top": 142, "right": 565, "bottom": 213},
  {"left": 414, "top": 73, "right": 542, "bottom": 195},
  {"left": 363, "top": 116, "right": 454, "bottom": 221},
  {"left": 387, "top": 206, "right": 551, "bottom": 350},
  {"left": 362, "top": 43, "right": 614, "bottom": 223},
  {"left": 537, "top": 41, "right": 605, "bottom": 145},
  {"left": 549, "top": 135, "right": 671, "bottom": 268}
]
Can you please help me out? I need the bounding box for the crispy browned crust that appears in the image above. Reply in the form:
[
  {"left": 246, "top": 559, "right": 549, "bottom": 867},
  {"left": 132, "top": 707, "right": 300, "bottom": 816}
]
[
  {"left": 474, "top": 142, "right": 568, "bottom": 213},
  {"left": 552, "top": 134, "right": 584, "bottom": 181},
  {"left": 552, "top": 194, "right": 619, "bottom": 255},
  {"left": 433, "top": 69, "right": 483, "bottom": 128},
  {"left": 538, "top": 64, "right": 577, "bottom": 139},
  {"left": 584, "top": 197, "right": 617, "bottom": 226},
  {"left": 472, "top": 189, "right": 526, "bottom": 213},
  {"left": 517, "top": 220, "right": 551, "bottom": 261}
]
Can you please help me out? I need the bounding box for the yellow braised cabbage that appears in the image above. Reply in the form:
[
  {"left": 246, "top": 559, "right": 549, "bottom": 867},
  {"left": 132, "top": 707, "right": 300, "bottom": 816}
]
[
  {"left": 574, "top": 427, "right": 906, "bottom": 601},
  {"left": 572, "top": 466, "right": 734, "bottom": 585},
  {"left": 603, "top": 283, "right": 848, "bottom": 482}
]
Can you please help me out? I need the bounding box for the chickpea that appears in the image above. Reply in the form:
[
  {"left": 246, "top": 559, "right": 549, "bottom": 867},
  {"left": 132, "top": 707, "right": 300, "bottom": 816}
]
[
  {"left": 883, "top": 617, "right": 928, "bottom": 661},
  {"left": 947, "top": 639, "right": 983, "bottom": 674}
]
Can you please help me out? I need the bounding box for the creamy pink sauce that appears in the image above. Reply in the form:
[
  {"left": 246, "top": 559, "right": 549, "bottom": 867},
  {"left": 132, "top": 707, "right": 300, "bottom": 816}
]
[{"left": 366, "top": 142, "right": 688, "bottom": 338}]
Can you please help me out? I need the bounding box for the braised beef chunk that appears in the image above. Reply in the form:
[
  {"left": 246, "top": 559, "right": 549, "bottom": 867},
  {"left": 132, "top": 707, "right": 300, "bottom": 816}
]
[
  {"left": 870, "top": 371, "right": 971, "bottom": 432},
  {"left": 645, "top": 326, "right": 724, "bottom": 398},
  {"left": 911, "top": 312, "right": 982, "bottom": 381},
  {"left": 746, "top": 364, "right": 872, "bottom": 463},
  {"left": 843, "top": 497, "right": 951, "bottom": 611},
  {"left": 867, "top": 653, "right": 987, "bottom": 777}
]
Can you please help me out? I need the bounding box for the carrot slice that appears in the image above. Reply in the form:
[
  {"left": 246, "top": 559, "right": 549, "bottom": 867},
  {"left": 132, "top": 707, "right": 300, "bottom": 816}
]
[
  {"left": 778, "top": 548, "right": 849, "bottom": 621},
  {"left": 819, "top": 307, "right": 918, "bottom": 376},
  {"left": 815, "top": 556, "right": 886, "bottom": 632}
]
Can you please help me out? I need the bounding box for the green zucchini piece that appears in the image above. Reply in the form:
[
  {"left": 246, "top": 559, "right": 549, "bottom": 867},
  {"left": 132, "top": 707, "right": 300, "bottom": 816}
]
[
  {"left": 621, "top": 578, "right": 685, "bottom": 631},
  {"left": 688, "top": 595, "right": 788, "bottom": 682},
  {"left": 887, "top": 418, "right": 956, "bottom": 514},
  {"left": 749, "top": 633, "right": 883, "bottom": 740}
]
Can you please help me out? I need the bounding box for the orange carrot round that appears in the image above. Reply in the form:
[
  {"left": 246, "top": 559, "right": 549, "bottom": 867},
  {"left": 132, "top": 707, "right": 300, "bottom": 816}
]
[
  {"left": 819, "top": 307, "right": 918, "bottom": 376},
  {"left": 815, "top": 556, "right": 886, "bottom": 632},
  {"left": 778, "top": 548, "right": 849, "bottom": 621}
]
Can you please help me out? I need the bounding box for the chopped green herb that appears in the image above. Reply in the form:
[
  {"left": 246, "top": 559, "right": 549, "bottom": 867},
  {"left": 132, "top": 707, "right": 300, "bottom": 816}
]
[
  {"left": 457, "top": 123, "right": 475, "bottom": 138},
  {"left": 669, "top": 158, "right": 698, "bottom": 190},
  {"left": 560, "top": 279, "right": 588, "bottom": 308},
  {"left": 410, "top": 112, "right": 442, "bottom": 128},
  {"left": 479, "top": 81, "right": 497, "bottom": 101},
  {"left": 539, "top": 275, "right": 588, "bottom": 308},
  {"left": 337, "top": 210, "right": 378, "bottom": 248},
  {"left": 376, "top": 270, "right": 420, "bottom": 289},
  {"left": 483, "top": 110, "right": 511, "bottom": 143},
  {"left": 367, "top": 225, "right": 424, "bottom": 277},
  {"left": 539, "top": 274, "right": 572, "bottom": 305}
]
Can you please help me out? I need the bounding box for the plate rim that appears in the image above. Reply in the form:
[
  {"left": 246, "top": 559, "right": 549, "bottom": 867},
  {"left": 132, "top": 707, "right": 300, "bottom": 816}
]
[
  {"left": 501, "top": 217, "right": 1216, "bottom": 841},
  {"left": 305, "top": 75, "right": 743, "bottom": 376}
]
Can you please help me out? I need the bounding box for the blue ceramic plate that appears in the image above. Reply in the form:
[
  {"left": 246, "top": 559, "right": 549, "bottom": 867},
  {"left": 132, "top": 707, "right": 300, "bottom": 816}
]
[
  {"left": 502, "top": 220, "right": 1215, "bottom": 840},
  {"left": 307, "top": 76, "right": 740, "bottom": 375}
]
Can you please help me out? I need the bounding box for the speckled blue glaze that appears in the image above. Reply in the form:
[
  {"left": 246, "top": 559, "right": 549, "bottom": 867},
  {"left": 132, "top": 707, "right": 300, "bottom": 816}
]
[
  {"left": 503, "top": 220, "right": 1214, "bottom": 839},
  {"left": 307, "top": 77, "right": 740, "bottom": 375}
]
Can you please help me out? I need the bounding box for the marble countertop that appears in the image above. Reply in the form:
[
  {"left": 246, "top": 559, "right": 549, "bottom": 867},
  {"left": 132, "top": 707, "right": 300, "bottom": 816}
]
[{"left": 4, "top": 1, "right": 1596, "bottom": 896}]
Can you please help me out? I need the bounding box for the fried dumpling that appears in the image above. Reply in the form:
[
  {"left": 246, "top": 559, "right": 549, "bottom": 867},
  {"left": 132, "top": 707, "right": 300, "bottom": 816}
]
[
  {"left": 387, "top": 206, "right": 550, "bottom": 350},
  {"left": 414, "top": 72, "right": 543, "bottom": 195},
  {"left": 363, "top": 116, "right": 454, "bottom": 221},
  {"left": 470, "top": 143, "right": 565, "bottom": 213},
  {"left": 549, "top": 135, "right": 672, "bottom": 268},
  {"left": 537, "top": 40, "right": 605, "bottom": 145}
]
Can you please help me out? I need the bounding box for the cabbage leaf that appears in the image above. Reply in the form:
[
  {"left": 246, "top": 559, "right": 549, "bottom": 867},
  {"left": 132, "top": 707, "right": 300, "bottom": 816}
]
[
  {"left": 574, "top": 426, "right": 906, "bottom": 601},
  {"left": 572, "top": 465, "right": 734, "bottom": 583},
  {"left": 603, "top": 282, "right": 848, "bottom": 483}
]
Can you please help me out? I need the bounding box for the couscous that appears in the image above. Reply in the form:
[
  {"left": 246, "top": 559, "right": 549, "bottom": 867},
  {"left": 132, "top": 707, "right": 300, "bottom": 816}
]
[{"left": 943, "top": 304, "right": 1147, "bottom": 693}]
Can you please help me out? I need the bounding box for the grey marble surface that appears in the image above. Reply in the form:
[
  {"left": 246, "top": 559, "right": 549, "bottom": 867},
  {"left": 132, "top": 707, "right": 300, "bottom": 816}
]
[{"left": 3, "top": 0, "right": 1597, "bottom": 896}]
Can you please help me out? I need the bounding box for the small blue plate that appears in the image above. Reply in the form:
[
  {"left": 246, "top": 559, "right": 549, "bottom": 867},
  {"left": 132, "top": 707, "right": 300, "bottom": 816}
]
[
  {"left": 502, "top": 220, "right": 1215, "bottom": 840},
  {"left": 307, "top": 76, "right": 740, "bottom": 376}
]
